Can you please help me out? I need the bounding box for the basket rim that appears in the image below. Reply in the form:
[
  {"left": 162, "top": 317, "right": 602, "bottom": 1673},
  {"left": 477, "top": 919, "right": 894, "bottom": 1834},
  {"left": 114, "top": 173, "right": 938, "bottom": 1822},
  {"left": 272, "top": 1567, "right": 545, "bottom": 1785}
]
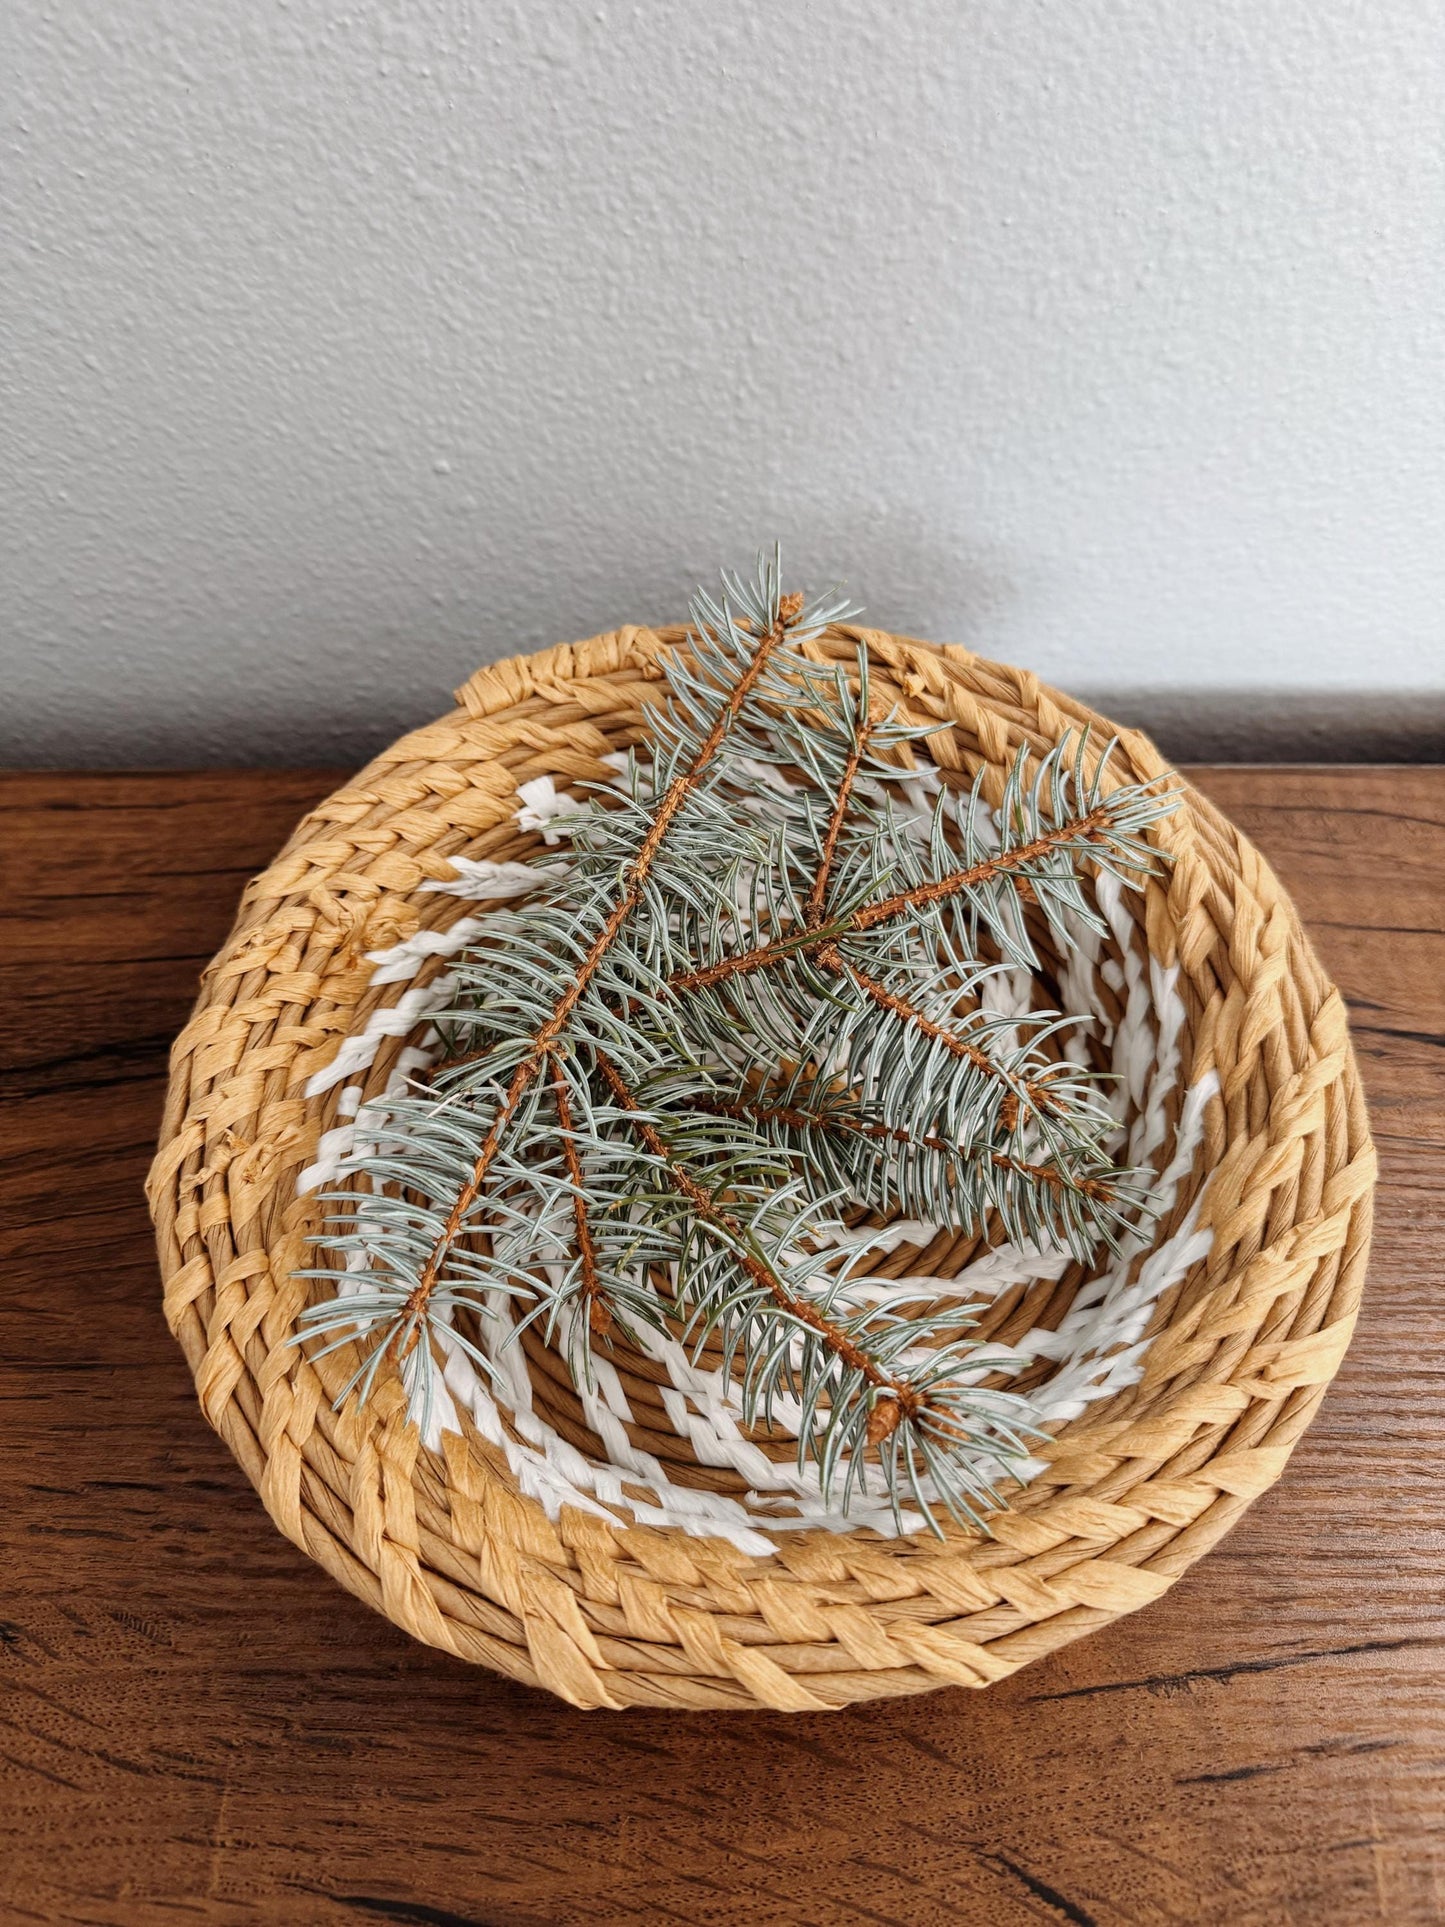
[{"left": 149, "top": 622, "right": 1375, "bottom": 1711}]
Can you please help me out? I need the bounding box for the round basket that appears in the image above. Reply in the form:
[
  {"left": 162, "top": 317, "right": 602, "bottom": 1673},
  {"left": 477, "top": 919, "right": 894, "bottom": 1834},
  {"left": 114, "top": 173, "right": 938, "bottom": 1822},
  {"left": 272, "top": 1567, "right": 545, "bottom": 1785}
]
[{"left": 148, "top": 622, "right": 1375, "bottom": 1711}]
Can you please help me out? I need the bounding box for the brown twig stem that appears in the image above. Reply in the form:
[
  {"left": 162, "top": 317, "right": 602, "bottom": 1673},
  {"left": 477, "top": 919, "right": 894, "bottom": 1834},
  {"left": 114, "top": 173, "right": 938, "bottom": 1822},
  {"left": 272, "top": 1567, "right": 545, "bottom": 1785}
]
[
  {"left": 805, "top": 720, "right": 873, "bottom": 926},
  {"left": 551, "top": 1061, "right": 610, "bottom": 1335}
]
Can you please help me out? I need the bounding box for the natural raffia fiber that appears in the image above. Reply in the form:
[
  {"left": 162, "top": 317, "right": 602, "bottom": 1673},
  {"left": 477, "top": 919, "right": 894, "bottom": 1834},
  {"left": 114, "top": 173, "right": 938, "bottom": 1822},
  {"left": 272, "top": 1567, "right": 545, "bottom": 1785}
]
[{"left": 148, "top": 625, "right": 1375, "bottom": 1711}]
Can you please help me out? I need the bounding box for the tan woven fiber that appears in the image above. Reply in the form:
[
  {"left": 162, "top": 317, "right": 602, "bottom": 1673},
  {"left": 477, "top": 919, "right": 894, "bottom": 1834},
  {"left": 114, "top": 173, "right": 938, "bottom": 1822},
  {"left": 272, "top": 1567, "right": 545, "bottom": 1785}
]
[{"left": 148, "top": 624, "right": 1375, "bottom": 1711}]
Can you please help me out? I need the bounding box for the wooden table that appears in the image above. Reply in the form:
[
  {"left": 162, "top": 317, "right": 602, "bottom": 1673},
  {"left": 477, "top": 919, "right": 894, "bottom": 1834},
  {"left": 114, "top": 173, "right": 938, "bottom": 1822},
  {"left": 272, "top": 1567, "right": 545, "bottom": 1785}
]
[{"left": 2, "top": 768, "right": 1441, "bottom": 1927}]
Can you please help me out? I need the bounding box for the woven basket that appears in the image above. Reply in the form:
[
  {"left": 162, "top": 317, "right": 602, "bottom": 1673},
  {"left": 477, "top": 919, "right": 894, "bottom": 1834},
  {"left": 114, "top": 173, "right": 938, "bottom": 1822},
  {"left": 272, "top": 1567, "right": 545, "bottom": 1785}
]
[{"left": 148, "top": 623, "right": 1375, "bottom": 1711}]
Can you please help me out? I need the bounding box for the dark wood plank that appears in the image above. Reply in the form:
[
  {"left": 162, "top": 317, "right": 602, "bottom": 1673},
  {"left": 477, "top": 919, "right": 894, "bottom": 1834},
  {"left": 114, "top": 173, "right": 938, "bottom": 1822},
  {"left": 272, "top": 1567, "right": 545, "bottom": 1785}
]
[{"left": 1, "top": 766, "right": 1441, "bottom": 1927}]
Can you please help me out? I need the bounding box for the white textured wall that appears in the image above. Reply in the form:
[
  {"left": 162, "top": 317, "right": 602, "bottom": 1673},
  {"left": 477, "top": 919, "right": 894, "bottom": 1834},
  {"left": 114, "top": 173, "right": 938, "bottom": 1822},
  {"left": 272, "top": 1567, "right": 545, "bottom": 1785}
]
[{"left": 5, "top": 1, "right": 1443, "bottom": 765}]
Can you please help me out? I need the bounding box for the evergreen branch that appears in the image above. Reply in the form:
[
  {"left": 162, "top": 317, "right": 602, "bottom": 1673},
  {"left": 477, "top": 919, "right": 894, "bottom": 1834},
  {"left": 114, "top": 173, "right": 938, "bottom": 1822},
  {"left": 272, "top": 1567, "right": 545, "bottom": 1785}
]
[
  {"left": 399, "top": 1062, "right": 531, "bottom": 1339},
  {"left": 673, "top": 799, "right": 1125, "bottom": 992},
  {"left": 593, "top": 1049, "right": 920, "bottom": 1443},
  {"left": 849, "top": 807, "right": 1114, "bottom": 933},
  {"left": 987, "top": 1151, "right": 1120, "bottom": 1200},
  {"left": 820, "top": 944, "right": 1048, "bottom": 1132},
  {"left": 685, "top": 1090, "right": 1123, "bottom": 1206},
  {"left": 299, "top": 550, "right": 1178, "bottom": 1534},
  {"left": 399, "top": 595, "right": 800, "bottom": 1328}
]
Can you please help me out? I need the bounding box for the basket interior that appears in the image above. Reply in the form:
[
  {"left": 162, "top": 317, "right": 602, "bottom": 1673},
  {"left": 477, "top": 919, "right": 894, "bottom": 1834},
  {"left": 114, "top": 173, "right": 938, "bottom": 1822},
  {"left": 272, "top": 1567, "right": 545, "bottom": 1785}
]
[{"left": 293, "top": 696, "right": 1217, "bottom": 1545}]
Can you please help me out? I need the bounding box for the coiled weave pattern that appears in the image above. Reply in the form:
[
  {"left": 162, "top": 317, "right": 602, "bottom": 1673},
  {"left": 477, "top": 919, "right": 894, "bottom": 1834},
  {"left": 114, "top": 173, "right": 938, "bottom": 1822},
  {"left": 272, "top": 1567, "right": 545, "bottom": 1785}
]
[{"left": 149, "top": 625, "right": 1374, "bottom": 1710}]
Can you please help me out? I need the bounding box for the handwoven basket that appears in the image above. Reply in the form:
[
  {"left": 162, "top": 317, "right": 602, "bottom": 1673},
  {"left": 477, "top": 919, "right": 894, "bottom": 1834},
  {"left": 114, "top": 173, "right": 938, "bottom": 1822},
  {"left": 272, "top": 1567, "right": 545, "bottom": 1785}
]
[{"left": 149, "top": 623, "right": 1375, "bottom": 1711}]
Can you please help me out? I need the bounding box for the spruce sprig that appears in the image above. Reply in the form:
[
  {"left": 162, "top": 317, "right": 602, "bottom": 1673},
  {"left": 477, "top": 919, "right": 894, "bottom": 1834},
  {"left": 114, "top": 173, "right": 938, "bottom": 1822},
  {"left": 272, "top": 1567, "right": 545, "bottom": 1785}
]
[{"left": 296, "top": 552, "right": 1178, "bottom": 1532}]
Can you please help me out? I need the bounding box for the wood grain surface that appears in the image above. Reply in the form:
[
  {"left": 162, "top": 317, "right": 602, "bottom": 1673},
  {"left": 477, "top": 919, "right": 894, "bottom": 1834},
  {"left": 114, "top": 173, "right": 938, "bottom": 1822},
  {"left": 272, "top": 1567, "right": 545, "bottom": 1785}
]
[{"left": 1, "top": 767, "right": 1441, "bottom": 1927}]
